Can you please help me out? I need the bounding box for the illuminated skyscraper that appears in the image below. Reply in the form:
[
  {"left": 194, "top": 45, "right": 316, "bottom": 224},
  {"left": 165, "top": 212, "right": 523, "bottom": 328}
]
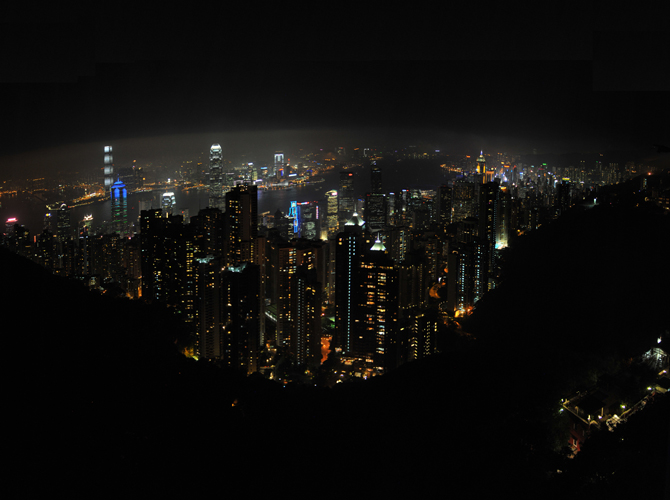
[
  {"left": 325, "top": 190, "right": 338, "bottom": 238},
  {"left": 296, "top": 201, "right": 319, "bottom": 240},
  {"left": 275, "top": 239, "right": 326, "bottom": 361},
  {"left": 452, "top": 179, "right": 476, "bottom": 223},
  {"left": 224, "top": 184, "right": 258, "bottom": 266},
  {"left": 103, "top": 146, "right": 114, "bottom": 191},
  {"left": 161, "top": 192, "right": 176, "bottom": 218},
  {"left": 196, "top": 255, "right": 221, "bottom": 360},
  {"left": 335, "top": 216, "right": 364, "bottom": 355},
  {"left": 365, "top": 192, "right": 386, "bottom": 232},
  {"left": 495, "top": 186, "right": 511, "bottom": 250},
  {"left": 274, "top": 152, "right": 285, "bottom": 177},
  {"left": 338, "top": 171, "right": 355, "bottom": 226},
  {"left": 56, "top": 203, "right": 71, "bottom": 245},
  {"left": 438, "top": 184, "right": 452, "bottom": 226},
  {"left": 209, "top": 144, "right": 224, "bottom": 210},
  {"left": 476, "top": 151, "right": 486, "bottom": 174},
  {"left": 221, "top": 262, "right": 261, "bottom": 373},
  {"left": 358, "top": 237, "right": 399, "bottom": 373},
  {"left": 111, "top": 178, "right": 128, "bottom": 237}
]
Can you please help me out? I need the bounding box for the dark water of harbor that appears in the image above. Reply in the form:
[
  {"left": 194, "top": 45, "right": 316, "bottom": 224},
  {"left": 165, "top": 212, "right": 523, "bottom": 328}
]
[{"left": 1, "top": 159, "right": 455, "bottom": 237}]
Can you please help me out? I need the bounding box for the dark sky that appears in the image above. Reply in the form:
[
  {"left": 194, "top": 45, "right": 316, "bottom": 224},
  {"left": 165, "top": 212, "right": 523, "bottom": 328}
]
[{"left": 1, "top": 14, "right": 668, "bottom": 178}]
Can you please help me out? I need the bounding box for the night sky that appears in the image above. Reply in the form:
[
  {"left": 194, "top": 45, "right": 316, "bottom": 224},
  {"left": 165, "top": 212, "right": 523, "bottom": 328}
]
[{"left": 1, "top": 14, "right": 668, "bottom": 177}]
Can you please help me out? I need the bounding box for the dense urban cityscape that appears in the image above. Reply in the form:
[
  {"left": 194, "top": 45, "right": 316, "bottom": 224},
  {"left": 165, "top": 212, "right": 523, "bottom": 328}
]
[
  {"left": 4, "top": 142, "right": 669, "bottom": 473},
  {"left": 4, "top": 29, "right": 669, "bottom": 493},
  {"left": 4, "top": 144, "right": 668, "bottom": 377}
]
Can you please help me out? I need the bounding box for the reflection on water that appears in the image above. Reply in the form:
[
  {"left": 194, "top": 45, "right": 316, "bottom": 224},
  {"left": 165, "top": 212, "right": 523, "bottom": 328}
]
[{"left": 1, "top": 159, "right": 455, "bottom": 237}]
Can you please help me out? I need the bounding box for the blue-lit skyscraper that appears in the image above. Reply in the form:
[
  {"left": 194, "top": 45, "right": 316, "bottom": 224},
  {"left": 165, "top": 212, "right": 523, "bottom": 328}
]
[{"left": 111, "top": 178, "right": 128, "bottom": 237}]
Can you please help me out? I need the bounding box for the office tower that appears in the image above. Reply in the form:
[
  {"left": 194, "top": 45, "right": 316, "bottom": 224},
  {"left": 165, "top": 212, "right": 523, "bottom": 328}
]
[
  {"left": 56, "top": 203, "right": 71, "bottom": 245},
  {"left": 438, "top": 184, "right": 452, "bottom": 226},
  {"left": 196, "top": 254, "right": 221, "bottom": 360},
  {"left": 411, "top": 203, "right": 432, "bottom": 231},
  {"left": 55, "top": 205, "right": 75, "bottom": 277},
  {"left": 221, "top": 262, "right": 260, "bottom": 373},
  {"left": 334, "top": 215, "right": 364, "bottom": 356},
  {"left": 495, "top": 186, "right": 512, "bottom": 251},
  {"left": 4, "top": 218, "right": 18, "bottom": 242},
  {"left": 103, "top": 146, "right": 114, "bottom": 191},
  {"left": 371, "top": 166, "right": 382, "bottom": 194},
  {"left": 447, "top": 218, "right": 487, "bottom": 314},
  {"left": 338, "top": 171, "right": 355, "bottom": 226},
  {"left": 476, "top": 151, "right": 486, "bottom": 174},
  {"left": 55, "top": 203, "right": 75, "bottom": 276},
  {"left": 452, "top": 179, "right": 476, "bottom": 223},
  {"left": 354, "top": 237, "right": 399, "bottom": 373},
  {"left": 274, "top": 152, "right": 285, "bottom": 178},
  {"left": 209, "top": 144, "right": 224, "bottom": 210},
  {"left": 387, "top": 192, "right": 397, "bottom": 226},
  {"left": 365, "top": 192, "right": 386, "bottom": 232},
  {"left": 224, "top": 184, "right": 258, "bottom": 266},
  {"left": 110, "top": 178, "right": 128, "bottom": 237},
  {"left": 325, "top": 190, "right": 339, "bottom": 239},
  {"left": 479, "top": 181, "right": 499, "bottom": 247},
  {"left": 386, "top": 226, "right": 408, "bottom": 265},
  {"left": 296, "top": 201, "right": 319, "bottom": 240},
  {"left": 162, "top": 192, "right": 176, "bottom": 217},
  {"left": 43, "top": 210, "right": 53, "bottom": 231}
]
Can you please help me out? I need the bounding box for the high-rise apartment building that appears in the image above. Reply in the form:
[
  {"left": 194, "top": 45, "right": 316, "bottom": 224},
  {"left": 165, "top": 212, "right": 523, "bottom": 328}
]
[
  {"left": 452, "top": 179, "right": 476, "bottom": 223},
  {"left": 275, "top": 239, "right": 326, "bottom": 365},
  {"left": 438, "top": 184, "right": 452, "bottom": 226},
  {"left": 224, "top": 184, "right": 258, "bottom": 267},
  {"left": 196, "top": 254, "right": 222, "bottom": 360},
  {"left": 221, "top": 262, "right": 261, "bottom": 373}
]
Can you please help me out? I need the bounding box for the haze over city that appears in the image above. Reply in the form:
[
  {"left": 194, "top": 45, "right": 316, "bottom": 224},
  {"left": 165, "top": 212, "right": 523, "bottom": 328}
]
[{"left": 3, "top": 12, "right": 669, "bottom": 500}]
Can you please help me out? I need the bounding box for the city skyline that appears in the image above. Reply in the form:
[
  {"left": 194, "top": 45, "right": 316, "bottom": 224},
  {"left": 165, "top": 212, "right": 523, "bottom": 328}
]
[{"left": 4, "top": 12, "right": 669, "bottom": 498}]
